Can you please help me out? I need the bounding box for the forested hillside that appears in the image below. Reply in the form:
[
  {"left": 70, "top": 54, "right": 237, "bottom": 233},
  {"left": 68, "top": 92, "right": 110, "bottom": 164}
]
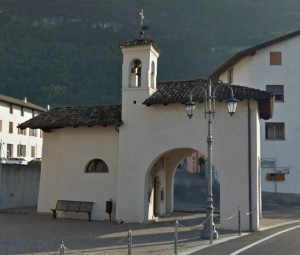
[{"left": 0, "top": 0, "right": 299, "bottom": 107}]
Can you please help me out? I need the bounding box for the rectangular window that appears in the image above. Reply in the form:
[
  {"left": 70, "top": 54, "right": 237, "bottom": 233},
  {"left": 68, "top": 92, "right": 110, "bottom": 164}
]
[
  {"left": 32, "top": 109, "right": 35, "bottom": 117},
  {"left": 29, "top": 129, "right": 37, "bottom": 137},
  {"left": 265, "top": 122, "right": 285, "bottom": 140},
  {"left": 31, "top": 146, "right": 36, "bottom": 158},
  {"left": 9, "top": 104, "right": 13, "bottom": 114},
  {"left": 228, "top": 68, "right": 233, "bottom": 84},
  {"left": 17, "top": 144, "right": 26, "bottom": 157},
  {"left": 161, "top": 190, "right": 164, "bottom": 202},
  {"left": 9, "top": 122, "right": 13, "bottom": 134},
  {"left": 266, "top": 85, "right": 284, "bottom": 102},
  {"left": 6, "top": 144, "right": 13, "bottom": 157},
  {"left": 40, "top": 130, "right": 43, "bottom": 138},
  {"left": 18, "top": 128, "right": 27, "bottom": 135},
  {"left": 270, "top": 52, "right": 282, "bottom": 65},
  {"left": 21, "top": 106, "right": 24, "bottom": 116}
]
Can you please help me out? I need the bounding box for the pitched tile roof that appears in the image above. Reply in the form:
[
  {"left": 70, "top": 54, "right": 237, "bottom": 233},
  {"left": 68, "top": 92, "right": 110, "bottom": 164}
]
[
  {"left": 18, "top": 105, "right": 122, "bottom": 132},
  {"left": 120, "top": 39, "right": 161, "bottom": 53},
  {"left": 18, "top": 79, "right": 273, "bottom": 131},
  {"left": 143, "top": 78, "right": 274, "bottom": 120},
  {"left": 210, "top": 29, "right": 300, "bottom": 79}
]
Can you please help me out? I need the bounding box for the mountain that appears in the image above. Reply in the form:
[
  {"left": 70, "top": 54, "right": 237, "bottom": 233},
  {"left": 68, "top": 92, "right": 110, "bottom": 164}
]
[{"left": 0, "top": 0, "right": 299, "bottom": 107}]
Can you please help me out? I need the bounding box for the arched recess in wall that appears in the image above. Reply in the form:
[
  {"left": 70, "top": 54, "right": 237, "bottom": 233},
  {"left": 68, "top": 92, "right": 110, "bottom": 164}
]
[
  {"left": 85, "top": 158, "right": 109, "bottom": 173},
  {"left": 130, "top": 59, "right": 142, "bottom": 87},
  {"left": 150, "top": 61, "right": 155, "bottom": 89}
]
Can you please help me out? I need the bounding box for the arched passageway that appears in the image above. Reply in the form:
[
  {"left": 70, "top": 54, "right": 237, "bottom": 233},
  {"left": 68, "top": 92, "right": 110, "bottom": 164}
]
[{"left": 145, "top": 148, "right": 220, "bottom": 221}]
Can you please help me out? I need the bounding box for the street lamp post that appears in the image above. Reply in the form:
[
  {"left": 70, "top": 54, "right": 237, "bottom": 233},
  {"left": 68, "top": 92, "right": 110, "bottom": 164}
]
[{"left": 185, "top": 80, "right": 237, "bottom": 244}]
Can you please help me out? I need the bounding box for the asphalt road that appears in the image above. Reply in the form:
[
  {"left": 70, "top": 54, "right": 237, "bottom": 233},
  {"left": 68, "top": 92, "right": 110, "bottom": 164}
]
[
  {"left": 174, "top": 170, "right": 220, "bottom": 212},
  {"left": 190, "top": 223, "right": 300, "bottom": 255}
]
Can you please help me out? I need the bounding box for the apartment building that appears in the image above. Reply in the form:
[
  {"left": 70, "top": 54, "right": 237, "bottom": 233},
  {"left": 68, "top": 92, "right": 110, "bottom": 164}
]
[
  {"left": 0, "top": 94, "right": 46, "bottom": 161},
  {"left": 211, "top": 30, "right": 300, "bottom": 203}
]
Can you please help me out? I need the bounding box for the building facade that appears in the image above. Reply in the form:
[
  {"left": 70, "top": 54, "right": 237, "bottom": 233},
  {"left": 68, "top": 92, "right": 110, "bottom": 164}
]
[
  {"left": 211, "top": 30, "right": 300, "bottom": 204},
  {"left": 19, "top": 38, "right": 273, "bottom": 231},
  {"left": 0, "top": 95, "right": 45, "bottom": 161}
]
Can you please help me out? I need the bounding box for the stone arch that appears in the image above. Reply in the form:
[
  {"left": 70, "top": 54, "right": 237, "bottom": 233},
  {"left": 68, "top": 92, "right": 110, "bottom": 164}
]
[{"left": 144, "top": 147, "right": 201, "bottom": 221}]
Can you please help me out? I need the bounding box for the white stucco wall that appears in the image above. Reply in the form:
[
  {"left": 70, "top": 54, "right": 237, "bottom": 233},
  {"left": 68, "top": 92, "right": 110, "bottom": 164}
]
[
  {"left": 38, "top": 126, "right": 119, "bottom": 221},
  {"left": 219, "top": 35, "right": 300, "bottom": 195},
  {"left": 117, "top": 98, "right": 261, "bottom": 230}
]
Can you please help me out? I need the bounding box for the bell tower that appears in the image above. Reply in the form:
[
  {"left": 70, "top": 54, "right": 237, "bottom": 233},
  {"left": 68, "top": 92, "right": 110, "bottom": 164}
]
[{"left": 119, "top": 10, "right": 160, "bottom": 107}]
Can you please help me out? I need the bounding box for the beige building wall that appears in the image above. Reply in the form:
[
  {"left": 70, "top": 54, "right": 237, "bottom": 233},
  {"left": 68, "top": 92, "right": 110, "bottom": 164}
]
[{"left": 38, "top": 126, "right": 119, "bottom": 221}]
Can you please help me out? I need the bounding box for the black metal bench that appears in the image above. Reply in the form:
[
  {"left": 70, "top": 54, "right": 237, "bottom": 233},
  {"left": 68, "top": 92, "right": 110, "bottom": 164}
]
[{"left": 51, "top": 200, "right": 94, "bottom": 221}]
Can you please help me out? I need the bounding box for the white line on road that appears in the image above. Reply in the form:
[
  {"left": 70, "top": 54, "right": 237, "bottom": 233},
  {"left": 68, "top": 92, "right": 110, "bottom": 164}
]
[{"left": 229, "top": 225, "right": 300, "bottom": 255}]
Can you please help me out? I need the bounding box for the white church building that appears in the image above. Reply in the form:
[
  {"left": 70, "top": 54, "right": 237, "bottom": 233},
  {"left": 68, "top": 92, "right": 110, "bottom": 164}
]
[
  {"left": 19, "top": 36, "right": 273, "bottom": 231},
  {"left": 211, "top": 29, "right": 300, "bottom": 205}
]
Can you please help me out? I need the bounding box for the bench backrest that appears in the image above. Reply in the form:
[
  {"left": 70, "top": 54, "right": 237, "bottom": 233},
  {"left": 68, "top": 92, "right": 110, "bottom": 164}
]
[
  {"left": 56, "top": 200, "right": 93, "bottom": 212},
  {"left": 56, "top": 200, "right": 69, "bottom": 211},
  {"left": 79, "top": 202, "right": 94, "bottom": 212}
]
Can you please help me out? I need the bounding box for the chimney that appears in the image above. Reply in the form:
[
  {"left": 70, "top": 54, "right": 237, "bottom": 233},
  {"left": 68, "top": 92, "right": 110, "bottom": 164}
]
[{"left": 24, "top": 97, "right": 27, "bottom": 104}]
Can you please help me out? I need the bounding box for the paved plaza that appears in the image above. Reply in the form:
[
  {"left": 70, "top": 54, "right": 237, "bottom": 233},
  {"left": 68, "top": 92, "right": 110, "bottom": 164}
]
[{"left": 1, "top": 171, "right": 300, "bottom": 254}]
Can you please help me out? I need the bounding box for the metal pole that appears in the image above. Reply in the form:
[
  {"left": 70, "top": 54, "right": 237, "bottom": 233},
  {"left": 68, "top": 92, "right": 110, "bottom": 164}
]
[
  {"left": 238, "top": 207, "right": 241, "bottom": 236},
  {"left": 175, "top": 218, "right": 178, "bottom": 255},
  {"left": 201, "top": 81, "right": 218, "bottom": 243},
  {"left": 59, "top": 241, "right": 65, "bottom": 255},
  {"left": 128, "top": 229, "right": 132, "bottom": 255}
]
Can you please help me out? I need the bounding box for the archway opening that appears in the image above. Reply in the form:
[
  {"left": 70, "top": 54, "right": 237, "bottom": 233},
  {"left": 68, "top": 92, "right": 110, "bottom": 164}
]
[
  {"left": 145, "top": 148, "right": 220, "bottom": 221},
  {"left": 174, "top": 151, "right": 220, "bottom": 213}
]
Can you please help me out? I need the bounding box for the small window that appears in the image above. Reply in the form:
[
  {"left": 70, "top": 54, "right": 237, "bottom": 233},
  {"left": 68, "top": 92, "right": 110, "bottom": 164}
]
[
  {"left": 6, "top": 144, "right": 13, "bottom": 157},
  {"left": 228, "top": 68, "right": 233, "bottom": 84},
  {"left": 9, "top": 122, "right": 13, "bottom": 134},
  {"left": 17, "top": 144, "right": 26, "bottom": 157},
  {"left": 266, "top": 85, "right": 284, "bottom": 102},
  {"left": 21, "top": 106, "right": 24, "bottom": 116},
  {"left": 265, "top": 123, "right": 285, "bottom": 140},
  {"left": 85, "top": 159, "right": 108, "bottom": 173},
  {"left": 9, "top": 104, "right": 13, "bottom": 114},
  {"left": 31, "top": 146, "right": 36, "bottom": 157},
  {"left": 160, "top": 190, "right": 164, "bottom": 202},
  {"left": 29, "top": 128, "right": 37, "bottom": 137},
  {"left": 270, "top": 52, "right": 282, "bottom": 65},
  {"left": 18, "top": 128, "right": 27, "bottom": 135}
]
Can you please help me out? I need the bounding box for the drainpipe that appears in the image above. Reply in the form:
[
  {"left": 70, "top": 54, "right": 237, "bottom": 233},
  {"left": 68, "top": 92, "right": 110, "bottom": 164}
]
[{"left": 248, "top": 100, "right": 253, "bottom": 231}]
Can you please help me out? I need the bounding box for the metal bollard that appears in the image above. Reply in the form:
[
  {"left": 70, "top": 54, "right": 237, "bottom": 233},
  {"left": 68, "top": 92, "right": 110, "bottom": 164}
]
[
  {"left": 238, "top": 207, "right": 241, "bottom": 236},
  {"left": 128, "top": 229, "right": 132, "bottom": 255},
  {"left": 174, "top": 218, "right": 178, "bottom": 255},
  {"left": 59, "top": 241, "right": 65, "bottom": 255}
]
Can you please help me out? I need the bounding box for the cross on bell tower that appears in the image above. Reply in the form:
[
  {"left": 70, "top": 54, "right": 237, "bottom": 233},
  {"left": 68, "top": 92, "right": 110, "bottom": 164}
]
[{"left": 139, "top": 9, "right": 149, "bottom": 39}]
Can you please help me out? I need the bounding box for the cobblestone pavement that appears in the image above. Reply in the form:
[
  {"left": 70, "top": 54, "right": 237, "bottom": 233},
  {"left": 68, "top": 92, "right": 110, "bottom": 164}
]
[{"left": 0, "top": 204, "right": 300, "bottom": 255}]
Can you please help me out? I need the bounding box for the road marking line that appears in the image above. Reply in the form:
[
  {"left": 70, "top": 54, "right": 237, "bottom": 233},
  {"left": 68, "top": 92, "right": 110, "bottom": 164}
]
[{"left": 229, "top": 225, "right": 300, "bottom": 255}]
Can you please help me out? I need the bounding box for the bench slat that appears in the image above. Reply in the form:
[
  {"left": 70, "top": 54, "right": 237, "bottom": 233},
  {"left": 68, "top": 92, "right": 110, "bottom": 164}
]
[
  {"left": 68, "top": 201, "right": 81, "bottom": 212},
  {"left": 56, "top": 200, "right": 69, "bottom": 211},
  {"left": 79, "top": 202, "right": 94, "bottom": 212}
]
